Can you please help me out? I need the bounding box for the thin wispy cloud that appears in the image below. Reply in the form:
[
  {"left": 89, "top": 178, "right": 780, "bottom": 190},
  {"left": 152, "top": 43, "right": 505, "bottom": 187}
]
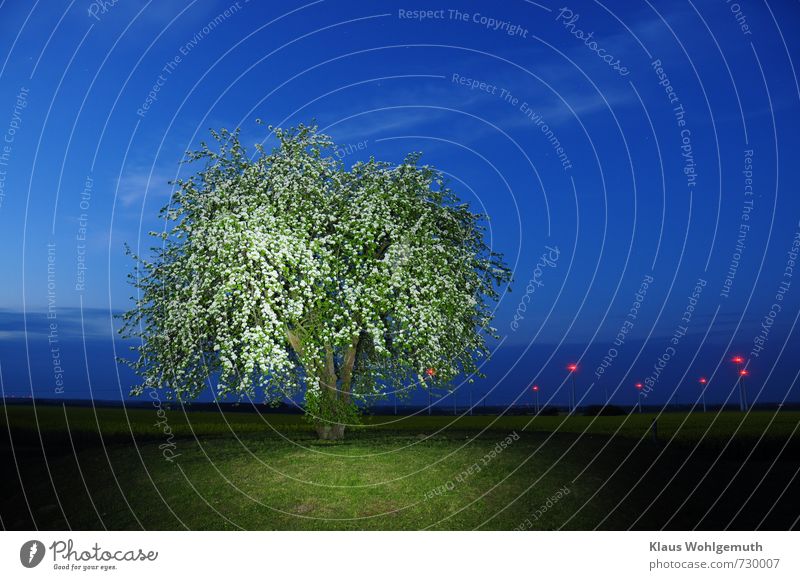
[
  {"left": 0, "top": 308, "right": 120, "bottom": 342},
  {"left": 115, "top": 167, "right": 176, "bottom": 208}
]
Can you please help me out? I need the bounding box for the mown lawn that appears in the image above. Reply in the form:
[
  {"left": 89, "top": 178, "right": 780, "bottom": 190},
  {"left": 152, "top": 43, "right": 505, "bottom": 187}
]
[{"left": 1, "top": 404, "right": 798, "bottom": 530}]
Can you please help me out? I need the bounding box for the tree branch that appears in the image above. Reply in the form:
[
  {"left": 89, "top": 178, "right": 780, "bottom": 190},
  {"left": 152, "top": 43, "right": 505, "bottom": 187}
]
[
  {"left": 286, "top": 327, "right": 303, "bottom": 356},
  {"left": 325, "top": 344, "right": 337, "bottom": 389},
  {"left": 339, "top": 334, "right": 361, "bottom": 403}
]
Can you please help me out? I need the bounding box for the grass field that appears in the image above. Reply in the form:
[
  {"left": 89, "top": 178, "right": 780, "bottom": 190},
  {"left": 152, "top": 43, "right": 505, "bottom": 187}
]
[{"left": 1, "top": 404, "right": 799, "bottom": 530}]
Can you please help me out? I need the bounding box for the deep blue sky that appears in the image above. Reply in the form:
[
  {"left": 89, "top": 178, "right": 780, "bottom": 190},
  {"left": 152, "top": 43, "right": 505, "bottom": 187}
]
[{"left": 0, "top": 0, "right": 799, "bottom": 410}]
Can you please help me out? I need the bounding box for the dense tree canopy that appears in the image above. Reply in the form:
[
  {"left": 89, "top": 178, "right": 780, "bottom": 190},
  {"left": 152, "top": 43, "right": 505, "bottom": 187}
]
[{"left": 121, "top": 125, "right": 510, "bottom": 438}]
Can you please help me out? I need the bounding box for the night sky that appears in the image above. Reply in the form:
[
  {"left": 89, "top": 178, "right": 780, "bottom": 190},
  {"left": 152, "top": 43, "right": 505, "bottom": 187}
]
[{"left": 0, "top": 0, "right": 799, "bottom": 411}]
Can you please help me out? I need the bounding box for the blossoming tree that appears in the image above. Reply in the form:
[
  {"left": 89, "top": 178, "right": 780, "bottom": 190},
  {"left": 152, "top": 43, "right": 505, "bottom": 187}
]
[{"left": 121, "top": 125, "right": 510, "bottom": 439}]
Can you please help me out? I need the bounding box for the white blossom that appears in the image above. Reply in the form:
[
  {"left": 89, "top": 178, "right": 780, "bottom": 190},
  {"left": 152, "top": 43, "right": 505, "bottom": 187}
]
[{"left": 120, "top": 125, "right": 510, "bottom": 427}]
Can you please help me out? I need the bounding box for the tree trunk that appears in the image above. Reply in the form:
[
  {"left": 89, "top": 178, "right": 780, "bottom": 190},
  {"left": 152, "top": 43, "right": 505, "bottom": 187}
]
[
  {"left": 286, "top": 332, "right": 361, "bottom": 441},
  {"left": 314, "top": 354, "right": 345, "bottom": 440},
  {"left": 311, "top": 338, "right": 360, "bottom": 441},
  {"left": 315, "top": 422, "right": 345, "bottom": 440}
]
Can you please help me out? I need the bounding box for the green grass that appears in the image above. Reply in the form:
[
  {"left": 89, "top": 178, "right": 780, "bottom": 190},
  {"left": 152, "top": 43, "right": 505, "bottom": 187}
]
[
  {"left": 35, "top": 431, "right": 611, "bottom": 530},
  {"left": 1, "top": 405, "right": 798, "bottom": 530}
]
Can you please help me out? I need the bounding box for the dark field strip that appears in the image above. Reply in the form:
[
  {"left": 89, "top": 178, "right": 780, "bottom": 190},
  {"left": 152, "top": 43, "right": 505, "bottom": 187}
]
[{"left": 3, "top": 404, "right": 799, "bottom": 444}]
